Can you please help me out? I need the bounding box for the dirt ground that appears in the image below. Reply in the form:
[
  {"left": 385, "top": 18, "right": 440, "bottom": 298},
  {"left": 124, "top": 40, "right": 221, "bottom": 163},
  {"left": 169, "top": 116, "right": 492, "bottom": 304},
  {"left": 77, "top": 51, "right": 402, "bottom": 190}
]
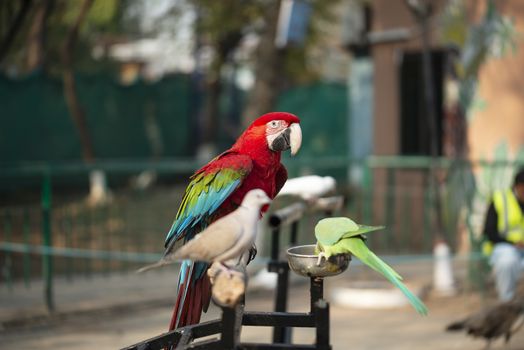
[{"left": 2, "top": 263, "right": 524, "bottom": 350}]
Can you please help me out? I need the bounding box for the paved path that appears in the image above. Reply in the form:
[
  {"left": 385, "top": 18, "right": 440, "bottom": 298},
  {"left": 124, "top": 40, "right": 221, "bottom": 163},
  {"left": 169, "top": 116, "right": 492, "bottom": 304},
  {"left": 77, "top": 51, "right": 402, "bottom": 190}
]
[{"left": 2, "top": 263, "right": 524, "bottom": 349}]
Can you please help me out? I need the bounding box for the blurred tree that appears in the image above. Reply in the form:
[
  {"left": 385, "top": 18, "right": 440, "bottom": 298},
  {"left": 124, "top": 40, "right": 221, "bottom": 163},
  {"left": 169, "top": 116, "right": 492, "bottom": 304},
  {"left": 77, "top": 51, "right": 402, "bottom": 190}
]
[
  {"left": 62, "top": 0, "right": 95, "bottom": 162},
  {"left": 178, "top": 0, "right": 339, "bottom": 151},
  {"left": 0, "top": 0, "right": 32, "bottom": 65},
  {"left": 191, "top": 0, "right": 263, "bottom": 155},
  {"left": 26, "top": 0, "right": 53, "bottom": 71}
]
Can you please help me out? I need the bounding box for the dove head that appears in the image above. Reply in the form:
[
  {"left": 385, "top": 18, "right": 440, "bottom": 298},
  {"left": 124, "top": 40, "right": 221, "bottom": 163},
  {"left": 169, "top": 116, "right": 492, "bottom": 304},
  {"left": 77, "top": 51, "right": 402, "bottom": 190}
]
[{"left": 242, "top": 189, "right": 271, "bottom": 209}]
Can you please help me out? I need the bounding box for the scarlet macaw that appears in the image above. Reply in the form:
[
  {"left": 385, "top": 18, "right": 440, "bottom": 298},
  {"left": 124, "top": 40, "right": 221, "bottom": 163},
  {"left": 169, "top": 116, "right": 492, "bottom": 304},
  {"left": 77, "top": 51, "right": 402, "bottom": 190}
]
[{"left": 164, "top": 112, "right": 302, "bottom": 330}]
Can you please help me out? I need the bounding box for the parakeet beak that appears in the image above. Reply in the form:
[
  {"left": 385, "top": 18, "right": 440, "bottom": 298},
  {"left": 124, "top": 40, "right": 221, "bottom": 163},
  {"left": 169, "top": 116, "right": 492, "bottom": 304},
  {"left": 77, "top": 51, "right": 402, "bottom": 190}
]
[{"left": 269, "top": 123, "right": 302, "bottom": 156}]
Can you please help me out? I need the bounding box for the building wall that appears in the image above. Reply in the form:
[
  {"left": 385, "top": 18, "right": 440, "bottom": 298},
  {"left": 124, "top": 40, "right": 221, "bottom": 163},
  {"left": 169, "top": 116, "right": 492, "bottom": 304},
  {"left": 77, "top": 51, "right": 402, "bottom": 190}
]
[
  {"left": 370, "top": 0, "right": 524, "bottom": 160},
  {"left": 469, "top": 1, "right": 524, "bottom": 161},
  {"left": 370, "top": 1, "right": 449, "bottom": 155}
]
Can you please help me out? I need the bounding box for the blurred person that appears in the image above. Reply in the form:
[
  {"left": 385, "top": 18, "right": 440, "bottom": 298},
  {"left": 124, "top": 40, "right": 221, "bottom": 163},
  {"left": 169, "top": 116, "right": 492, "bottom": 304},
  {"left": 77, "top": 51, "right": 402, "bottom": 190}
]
[{"left": 483, "top": 168, "right": 524, "bottom": 301}]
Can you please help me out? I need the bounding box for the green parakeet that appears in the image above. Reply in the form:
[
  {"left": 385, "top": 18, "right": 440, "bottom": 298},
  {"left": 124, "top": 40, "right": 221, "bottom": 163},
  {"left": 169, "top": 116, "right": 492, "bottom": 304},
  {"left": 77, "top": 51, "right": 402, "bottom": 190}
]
[{"left": 315, "top": 217, "right": 428, "bottom": 316}]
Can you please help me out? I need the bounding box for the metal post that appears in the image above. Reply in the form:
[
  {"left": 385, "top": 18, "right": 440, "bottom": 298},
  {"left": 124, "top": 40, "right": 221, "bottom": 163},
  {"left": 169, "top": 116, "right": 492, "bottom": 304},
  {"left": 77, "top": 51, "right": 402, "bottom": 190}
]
[
  {"left": 41, "top": 172, "right": 54, "bottom": 312},
  {"left": 310, "top": 277, "right": 324, "bottom": 313},
  {"left": 23, "top": 208, "right": 31, "bottom": 288},
  {"left": 362, "top": 161, "right": 373, "bottom": 225},
  {"left": 384, "top": 168, "right": 396, "bottom": 251},
  {"left": 315, "top": 300, "right": 330, "bottom": 350},
  {"left": 290, "top": 221, "right": 299, "bottom": 246},
  {"left": 269, "top": 223, "right": 293, "bottom": 343},
  {"left": 3, "top": 210, "right": 13, "bottom": 291},
  {"left": 220, "top": 303, "right": 243, "bottom": 348},
  {"left": 273, "top": 262, "right": 291, "bottom": 343},
  {"left": 271, "top": 227, "right": 280, "bottom": 261}
]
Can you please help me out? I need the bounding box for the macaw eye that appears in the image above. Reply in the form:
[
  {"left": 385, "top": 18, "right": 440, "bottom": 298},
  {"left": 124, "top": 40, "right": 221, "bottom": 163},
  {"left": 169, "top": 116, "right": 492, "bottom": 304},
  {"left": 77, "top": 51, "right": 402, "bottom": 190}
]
[{"left": 268, "top": 120, "right": 280, "bottom": 129}]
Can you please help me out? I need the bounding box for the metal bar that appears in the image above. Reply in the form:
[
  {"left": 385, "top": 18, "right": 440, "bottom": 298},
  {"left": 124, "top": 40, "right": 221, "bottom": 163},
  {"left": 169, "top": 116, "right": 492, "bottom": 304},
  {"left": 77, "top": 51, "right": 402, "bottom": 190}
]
[
  {"left": 400, "top": 189, "right": 411, "bottom": 253},
  {"left": 309, "top": 196, "right": 344, "bottom": 215},
  {"left": 242, "top": 312, "right": 315, "bottom": 327},
  {"left": 272, "top": 262, "right": 291, "bottom": 343},
  {"left": 310, "top": 277, "right": 323, "bottom": 313},
  {"left": 220, "top": 304, "right": 243, "bottom": 349},
  {"left": 239, "top": 344, "right": 316, "bottom": 350},
  {"left": 41, "top": 172, "right": 54, "bottom": 311},
  {"left": 178, "top": 329, "right": 194, "bottom": 347},
  {"left": 270, "top": 228, "right": 280, "bottom": 262},
  {"left": 269, "top": 203, "right": 306, "bottom": 229},
  {"left": 64, "top": 208, "right": 73, "bottom": 281},
  {"left": 290, "top": 221, "right": 299, "bottom": 246},
  {"left": 180, "top": 339, "right": 221, "bottom": 350},
  {"left": 23, "top": 208, "right": 31, "bottom": 288},
  {"left": 2, "top": 210, "right": 13, "bottom": 291},
  {"left": 121, "top": 320, "right": 223, "bottom": 350},
  {"left": 384, "top": 168, "right": 396, "bottom": 251},
  {"left": 423, "top": 176, "right": 431, "bottom": 252},
  {"left": 362, "top": 162, "right": 372, "bottom": 225},
  {"left": 121, "top": 330, "right": 182, "bottom": 350},
  {"left": 314, "top": 300, "right": 330, "bottom": 350},
  {"left": 0, "top": 241, "right": 162, "bottom": 262}
]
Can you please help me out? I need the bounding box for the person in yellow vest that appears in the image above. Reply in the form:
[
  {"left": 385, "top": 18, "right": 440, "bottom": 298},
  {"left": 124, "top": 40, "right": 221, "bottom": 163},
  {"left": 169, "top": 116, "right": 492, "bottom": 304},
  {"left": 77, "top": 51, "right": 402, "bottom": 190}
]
[{"left": 483, "top": 168, "right": 524, "bottom": 301}]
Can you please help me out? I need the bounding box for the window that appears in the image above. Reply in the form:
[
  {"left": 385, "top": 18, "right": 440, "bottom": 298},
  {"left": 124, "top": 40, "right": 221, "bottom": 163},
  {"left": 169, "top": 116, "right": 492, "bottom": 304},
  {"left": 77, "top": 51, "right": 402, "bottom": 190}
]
[{"left": 399, "top": 50, "right": 445, "bottom": 156}]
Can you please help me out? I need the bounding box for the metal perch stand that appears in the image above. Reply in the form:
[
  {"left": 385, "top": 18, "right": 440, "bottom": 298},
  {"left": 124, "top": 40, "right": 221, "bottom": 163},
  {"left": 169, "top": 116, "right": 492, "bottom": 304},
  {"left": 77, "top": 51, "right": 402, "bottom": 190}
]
[{"left": 121, "top": 196, "right": 345, "bottom": 350}]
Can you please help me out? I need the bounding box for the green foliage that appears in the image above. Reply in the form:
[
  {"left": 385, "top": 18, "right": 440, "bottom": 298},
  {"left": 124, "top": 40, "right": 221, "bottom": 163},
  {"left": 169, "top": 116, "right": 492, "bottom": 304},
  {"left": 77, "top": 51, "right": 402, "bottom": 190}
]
[
  {"left": 2, "top": 0, "right": 124, "bottom": 75},
  {"left": 441, "top": 0, "right": 519, "bottom": 116}
]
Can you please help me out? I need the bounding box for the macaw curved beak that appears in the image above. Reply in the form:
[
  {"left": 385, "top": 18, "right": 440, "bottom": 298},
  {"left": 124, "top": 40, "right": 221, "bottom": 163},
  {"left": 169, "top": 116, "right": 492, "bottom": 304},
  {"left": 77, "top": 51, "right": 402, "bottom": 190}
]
[{"left": 269, "top": 123, "right": 302, "bottom": 156}]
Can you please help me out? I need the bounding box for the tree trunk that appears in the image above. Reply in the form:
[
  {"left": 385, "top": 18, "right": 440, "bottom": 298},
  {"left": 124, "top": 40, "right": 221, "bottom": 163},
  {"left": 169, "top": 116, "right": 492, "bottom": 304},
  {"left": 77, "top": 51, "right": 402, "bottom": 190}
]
[
  {"left": 61, "top": 0, "right": 94, "bottom": 163},
  {"left": 198, "top": 31, "right": 242, "bottom": 158},
  {"left": 26, "top": 0, "right": 52, "bottom": 72},
  {"left": 60, "top": 0, "right": 109, "bottom": 205},
  {"left": 242, "top": 0, "right": 284, "bottom": 127},
  {"left": 0, "top": 0, "right": 32, "bottom": 64}
]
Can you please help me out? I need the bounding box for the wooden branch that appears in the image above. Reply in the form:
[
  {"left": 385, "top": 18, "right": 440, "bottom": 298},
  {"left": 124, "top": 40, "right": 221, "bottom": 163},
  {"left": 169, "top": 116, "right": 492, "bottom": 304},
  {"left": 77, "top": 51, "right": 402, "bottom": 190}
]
[
  {"left": 207, "top": 252, "right": 250, "bottom": 308},
  {"left": 0, "top": 0, "right": 32, "bottom": 63},
  {"left": 61, "top": 0, "right": 95, "bottom": 162},
  {"left": 26, "top": 0, "right": 52, "bottom": 71}
]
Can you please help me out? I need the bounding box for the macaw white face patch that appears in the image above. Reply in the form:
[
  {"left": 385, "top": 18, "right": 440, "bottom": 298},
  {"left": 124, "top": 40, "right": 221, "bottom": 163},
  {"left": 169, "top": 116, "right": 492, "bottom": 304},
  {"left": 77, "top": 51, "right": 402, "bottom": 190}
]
[{"left": 265, "top": 120, "right": 289, "bottom": 146}]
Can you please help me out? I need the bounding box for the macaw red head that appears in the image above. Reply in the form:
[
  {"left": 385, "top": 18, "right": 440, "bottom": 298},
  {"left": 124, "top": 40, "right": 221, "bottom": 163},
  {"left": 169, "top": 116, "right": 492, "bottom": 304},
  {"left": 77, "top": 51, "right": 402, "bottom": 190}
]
[{"left": 240, "top": 112, "right": 302, "bottom": 156}]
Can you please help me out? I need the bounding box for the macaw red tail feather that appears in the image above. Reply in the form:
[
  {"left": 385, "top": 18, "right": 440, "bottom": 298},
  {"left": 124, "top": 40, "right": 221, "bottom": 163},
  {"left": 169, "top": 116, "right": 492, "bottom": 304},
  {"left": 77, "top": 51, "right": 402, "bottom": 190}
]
[{"left": 168, "top": 266, "right": 212, "bottom": 331}]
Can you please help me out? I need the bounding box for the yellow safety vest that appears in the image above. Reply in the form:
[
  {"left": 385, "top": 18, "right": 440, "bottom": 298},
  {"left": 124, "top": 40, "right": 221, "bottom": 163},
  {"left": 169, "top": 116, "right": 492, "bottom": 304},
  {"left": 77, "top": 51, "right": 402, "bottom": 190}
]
[{"left": 483, "top": 189, "right": 524, "bottom": 255}]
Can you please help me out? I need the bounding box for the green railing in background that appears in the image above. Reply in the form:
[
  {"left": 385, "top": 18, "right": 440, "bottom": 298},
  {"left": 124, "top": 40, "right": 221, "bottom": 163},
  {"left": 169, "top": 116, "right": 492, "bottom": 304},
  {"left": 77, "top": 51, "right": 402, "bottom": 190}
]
[{"left": 1, "top": 156, "right": 523, "bottom": 311}]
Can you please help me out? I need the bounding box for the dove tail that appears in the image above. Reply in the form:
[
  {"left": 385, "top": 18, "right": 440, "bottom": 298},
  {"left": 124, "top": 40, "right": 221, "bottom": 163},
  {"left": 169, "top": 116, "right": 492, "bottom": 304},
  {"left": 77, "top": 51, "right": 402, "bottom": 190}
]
[
  {"left": 168, "top": 261, "right": 212, "bottom": 332},
  {"left": 136, "top": 259, "right": 169, "bottom": 273}
]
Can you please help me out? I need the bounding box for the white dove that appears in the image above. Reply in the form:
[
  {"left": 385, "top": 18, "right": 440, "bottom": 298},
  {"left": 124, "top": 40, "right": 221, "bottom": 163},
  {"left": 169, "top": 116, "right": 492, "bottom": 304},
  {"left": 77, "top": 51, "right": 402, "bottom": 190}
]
[{"left": 138, "top": 189, "right": 271, "bottom": 272}]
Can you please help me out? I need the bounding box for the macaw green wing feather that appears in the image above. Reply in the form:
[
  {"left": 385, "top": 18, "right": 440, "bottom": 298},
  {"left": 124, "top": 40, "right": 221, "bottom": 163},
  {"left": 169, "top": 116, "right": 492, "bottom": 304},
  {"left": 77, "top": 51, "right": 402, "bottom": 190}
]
[
  {"left": 338, "top": 238, "right": 428, "bottom": 315},
  {"left": 164, "top": 153, "right": 252, "bottom": 249}
]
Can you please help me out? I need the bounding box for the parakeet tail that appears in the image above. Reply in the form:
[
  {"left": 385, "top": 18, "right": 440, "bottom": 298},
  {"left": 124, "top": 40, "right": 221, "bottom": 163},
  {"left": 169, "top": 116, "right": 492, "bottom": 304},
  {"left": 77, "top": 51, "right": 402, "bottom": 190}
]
[
  {"left": 343, "top": 238, "right": 428, "bottom": 315},
  {"left": 387, "top": 273, "right": 428, "bottom": 316}
]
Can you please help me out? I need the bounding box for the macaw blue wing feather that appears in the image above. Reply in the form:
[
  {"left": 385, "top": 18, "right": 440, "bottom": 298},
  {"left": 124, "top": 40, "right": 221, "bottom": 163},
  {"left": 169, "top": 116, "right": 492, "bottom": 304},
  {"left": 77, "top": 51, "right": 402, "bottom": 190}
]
[{"left": 164, "top": 153, "right": 252, "bottom": 250}]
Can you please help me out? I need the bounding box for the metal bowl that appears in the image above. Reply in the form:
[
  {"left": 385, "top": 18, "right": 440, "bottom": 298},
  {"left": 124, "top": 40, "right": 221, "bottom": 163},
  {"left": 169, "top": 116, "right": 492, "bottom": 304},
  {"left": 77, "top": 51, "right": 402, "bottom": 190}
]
[{"left": 286, "top": 244, "right": 351, "bottom": 278}]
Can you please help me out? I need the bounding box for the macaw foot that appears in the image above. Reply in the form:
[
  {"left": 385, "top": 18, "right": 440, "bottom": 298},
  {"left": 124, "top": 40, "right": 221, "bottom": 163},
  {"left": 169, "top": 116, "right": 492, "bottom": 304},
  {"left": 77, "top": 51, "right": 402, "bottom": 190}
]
[{"left": 316, "top": 252, "right": 327, "bottom": 266}]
